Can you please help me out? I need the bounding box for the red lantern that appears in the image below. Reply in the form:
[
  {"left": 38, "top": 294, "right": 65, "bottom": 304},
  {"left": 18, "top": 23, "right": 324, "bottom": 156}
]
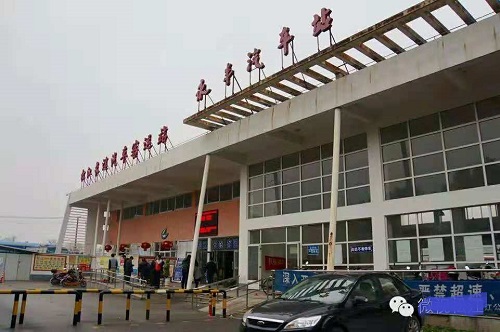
[
  {"left": 119, "top": 244, "right": 127, "bottom": 252},
  {"left": 104, "top": 244, "right": 112, "bottom": 252},
  {"left": 161, "top": 241, "right": 173, "bottom": 250},
  {"left": 141, "top": 242, "right": 151, "bottom": 250}
]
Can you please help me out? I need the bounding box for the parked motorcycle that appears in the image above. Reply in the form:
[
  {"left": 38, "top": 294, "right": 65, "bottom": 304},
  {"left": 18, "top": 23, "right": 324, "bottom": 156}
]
[{"left": 50, "top": 268, "right": 86, "bottom": 287}]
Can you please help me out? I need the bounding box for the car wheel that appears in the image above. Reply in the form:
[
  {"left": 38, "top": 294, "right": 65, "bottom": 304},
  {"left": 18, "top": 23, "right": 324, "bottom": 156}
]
[{"left": 405, "top": 316, "right": 421, "bottom": 332}]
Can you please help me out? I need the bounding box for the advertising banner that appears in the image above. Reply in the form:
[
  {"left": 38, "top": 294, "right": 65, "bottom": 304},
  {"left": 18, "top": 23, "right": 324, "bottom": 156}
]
[
  {"left": 172, "top": 258, "right": 184, "bottom": 282},
  {"left": 264, "top": 256, "right": 286, "bottom": 271},
  {"left": 274, "top": 269, "right": 318, "bottom": 293},
  {"left": 33, "top": 254, "right": 67, "bottom": 271}
]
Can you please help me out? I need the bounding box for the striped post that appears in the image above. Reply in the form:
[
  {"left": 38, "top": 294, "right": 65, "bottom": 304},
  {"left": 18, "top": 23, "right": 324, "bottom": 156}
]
[
  {"left": 222, "top": 292, "right": 227, "bottom": 318},
  {"left": 97, "top": 293, "right": 104, "bottom": 325},
  {"left": 211, "top": 293, "right": 216, "bottom": 317},
  {"left": 73, "top": 294, "right": 79, "bottom": 326},
  {"left": 77, "top": 292, "right": 82, "bottom": 323},
  {"left": 145, "top": 293, "right": 151, "bottom": 320},
  {"left": 208, "top": 293, "right": 213, "bottom": 316},
  {"left": 166, "top": 292, "right": 171, "bottom": 322},
  {"left": 11, "top": 293, "right": 19, "bottom": 329},
  {"left": 126, "top": 293, "right": 131, "bottom": 320},
  {"left": 19, "top": 293, "right": 27, "bottom": 324}
]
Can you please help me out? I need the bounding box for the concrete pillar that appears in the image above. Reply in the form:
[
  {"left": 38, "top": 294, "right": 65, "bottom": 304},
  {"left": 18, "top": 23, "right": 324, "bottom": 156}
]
[
  {"left": 238, "top": 164, "right": 249, "bottom": 283},
  {"left": 55, "top": 196, "right": 72, "bottom": 254},
  {"left": 115, "top": 203, "right": 124, "bottom": 254},
  {"left": 92, "top": 204, "right": 101, "bottom": 257},
  {"left": 101, "top": 199, "right": 111, "bottom": 254}
]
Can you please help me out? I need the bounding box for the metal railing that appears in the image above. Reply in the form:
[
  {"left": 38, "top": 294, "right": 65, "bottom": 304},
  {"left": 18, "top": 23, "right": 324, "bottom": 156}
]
[
  {"left": 189, "top": 276, "right": 239, "bottom": 308},
  {"left": 84, "top": 269, "right": 149, "bottom": 290}
]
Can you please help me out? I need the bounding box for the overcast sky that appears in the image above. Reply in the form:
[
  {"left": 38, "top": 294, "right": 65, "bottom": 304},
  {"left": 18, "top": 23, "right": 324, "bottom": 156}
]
[{"left": 0, "top": 0, "right": 492, "bottom": 243}]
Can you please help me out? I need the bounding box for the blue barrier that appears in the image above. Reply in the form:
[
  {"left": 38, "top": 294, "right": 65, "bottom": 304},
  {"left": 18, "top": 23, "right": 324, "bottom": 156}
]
[
  {"left": 417, "top": 293, "right": 487, "bottom": 316},
  {"left": 274, "top": 270, "right": 318, "bottom": 293}
]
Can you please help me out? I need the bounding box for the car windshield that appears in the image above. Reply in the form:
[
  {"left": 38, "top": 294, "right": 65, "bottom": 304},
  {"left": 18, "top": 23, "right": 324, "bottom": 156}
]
[{"left": 280, "top": 275, "right": 355, "bottom": 304}]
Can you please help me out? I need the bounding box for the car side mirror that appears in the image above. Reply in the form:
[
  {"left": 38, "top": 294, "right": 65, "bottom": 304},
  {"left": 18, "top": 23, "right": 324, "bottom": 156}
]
[{"left": 353, "top": 296, "right": 369, "bottom": 306}]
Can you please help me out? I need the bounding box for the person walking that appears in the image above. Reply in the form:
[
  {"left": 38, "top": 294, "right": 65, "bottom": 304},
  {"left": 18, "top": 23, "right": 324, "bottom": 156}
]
[
  {"left": 181, "top": 255, "right": 191, "bottom": 289},
  {"left": 108, "top": 253, "right": 119, "bottom": 283},
  {"left": 138, "top": 258, "right": 150, "bottom": 285},
  {"left": 152, "top": 255, "right": 164, "bottom": 289},
  {"left": 205, "top": 259, "right": 217, "bottom": 284},
  {"left": 124, "top": 256, "right": 134, "bottom": 282}
]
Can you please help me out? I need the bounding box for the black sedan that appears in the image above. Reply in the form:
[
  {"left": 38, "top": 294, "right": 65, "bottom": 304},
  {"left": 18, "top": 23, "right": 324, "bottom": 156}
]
[{"left": 240, "top": 272, "right": 422, "bottom": 332}]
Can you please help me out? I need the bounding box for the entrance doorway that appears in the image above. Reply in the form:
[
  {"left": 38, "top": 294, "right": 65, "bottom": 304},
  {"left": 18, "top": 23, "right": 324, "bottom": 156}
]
[{"left": 213, "top": 251, "right": 236, "bottom": 281}]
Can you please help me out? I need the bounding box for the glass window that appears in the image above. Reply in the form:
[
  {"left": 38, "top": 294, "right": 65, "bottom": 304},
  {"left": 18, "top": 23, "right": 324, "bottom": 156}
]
[
  {"left": 248, "top": 205, "right": 263, "bottom": 219},
  {"left": 264, "top": 202, "right": 281, "bottom": 217},
  {"left": 346, "top": 187, "right": 371, "bottom": 205},
  {"left": 176, "top": 195, "right": 185, "bottom": 208},
  {"left": 443, "top": 124, "right": 478, "bottom": 149},
  {"left": 385, "top": 180, "right": 413, "bottom": 200},
  {"left": 264, "top": 187, "right": 281, "bottom": 202},
  {"left": 265, "top": 158, "right": 281, "bottom": 172},
  {"left": 382, "top": 141, "right": 410, "bottom": 162},
  {"left": 184, "top": 193, "right": 192, "bottom": 207},
  {"left": 261, "top": 228, "right": 286, "bottom": 243},
  {"left": 483, "top": 140, "right": 500, "bottom": 163},
  {"left": 265, "top": 172, "right": 281, "bottom": 187},
  {"left": 455, "top": 234, "right": 493, "bottom": 262},
  {"left": 344, "top": 133, "right": 367, "bottom": 153},
  {"left": 167, "top": 198, "right": 175, "bottom": 211},
  {"left": 302, "top": 179, "right": 321, "bottom": 196},
  {"left": 337, "top": 221, "right": 347, "bottom": 242},
  {"left": 219, "top": 184, "right": 233, "bottom": 201},
  {"left": 348, "top": 219, "right": 372, "bottom": 241},
  {"left": 249, "top": 191, "right": 263, "bottom": 205},
  {"left": 282, "top": 199, "right": 300, "bottom": 214},
  {"left": 301, "top": 245, "right": 323, "bottom": 265},
  {"left": 249, "top": 230, "right": 260, "bottom": 244},
  {"left": 283, "top": 167, "right": 300, "bottom": 183},
  {"left": 384, "top": 160, "right": 411, "bottom": 181},
  {"left": 349, "top": 242, "right": 374, "bottom": 264},
  {"left": 301, "top": 162, "right": 321, "bottom": 180},
  {"left": 322, "top": 175, "right": 344, "bottom": 192},
  {"left": 410, "top": 113, "right": 440, "bottom": 136},
  {"left": 338, "top": 191, "right": 345, "bottom": 207},
  {"left": 345, "top": 151, "right": 368, "bottom": 170},
  {"left": 249, "top": 163, "right": 263, "bottom": 177},
  {"left": 388, "top": 240, "right": 419, "bottom": 263},
  {"left": 420, "top": 237, "right": 454, "bottom": 262},
  {"left": 232, "top": 182, "right": 240, "bottom": 198},
  {"left": 288, "top": 226, "right": 300, "bottom": 242},
  {"left": 322, "top": 158, "right": 344, "bottom": 175},
  {"left": 322, "top": 191, "right": 345, "bottom": 209},
  {"left": 492, "top": 205, "right": 500, "bottom": 231},
  {"left": 415, "top": 174, "right": 447, "bottom": 196},
  {"left": 387, "top": 215, "right": 417, "bottom": 238},
  {"left": 486, "top": 164, "right": 500, "bottom": 186},
  {"left": 413, "top": 153, "right": 444, "bottom": 176},
  {"left": 452, "top": 206, "right": 491, "bottom": 234},
  {"left": 282, "top": 153, "right": 300, "bottom": 168},
  {"left": 411, "top": 133, "right": 442, "bottom": 156},
  {"left": 283, "top": 183, "right": 300, "bottom": 199},
  {"left": 249, "top": 176, "right": 263, "bottom": 190},
  {"left": 159, "top": 199, "right": 169, "bottom": 212},
  {"left": 302, "top": 195, "right": 322, "bottom": 212},
  {"left": 440, "top": 104, "right": 475, "bottom": 128},
  {"left": 321, "top": 143, "right": 333, "bottom": 159},
  {"left": 448, "top": 167, "right": 484, "bottom": 191},
  {"left": 302, "top": 224, "right": 323, "bottom": 244},
  {"left": 380, "top": 122, "right": 408, "bottom": 144},
  {"left": 418, "top": 211, "right": 452, "bottom": 236},
  {"left": 480, "top": 117, "right": 500, "bottom": 141},
  {"left": 301, "top": 147, "right": 321, "bottom": 164},
  {"left": 476, "top": 95, "right": 500, "bottom": 119},
  {"left": 446, "top": 145, "right": 481, "bottom": 170},
  {"left": 346, "top": 169, "right": 369, "bottom": 188}
]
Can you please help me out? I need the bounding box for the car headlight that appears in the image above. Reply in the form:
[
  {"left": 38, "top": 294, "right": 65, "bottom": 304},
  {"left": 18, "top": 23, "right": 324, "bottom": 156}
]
[
  {"left": 283, "top": 316, "right": 322, "bottom": 330},
  {"left": 242, "top": 309, "right": 252, "bottom": 325}
]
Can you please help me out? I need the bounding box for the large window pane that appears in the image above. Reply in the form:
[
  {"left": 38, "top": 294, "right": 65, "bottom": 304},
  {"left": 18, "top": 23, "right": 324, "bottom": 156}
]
[
  {"left": 282, "top": 199, "right": 300, "bottom": 215},
  {"left": 264, "top": 187, "right": 281, "bottom": 202},
  {"left": 452, "top": 206, "right": 491, "bottom": 234},
  {"left": 443, "top": 124, "right": 478, "bottom": 149},
  {"left": 249, "top": 163, "right": 263, "bottom": 177},
  {"left": 418, "top": 211, "right": 452, "bottom": 236},
  {"left": 249, "top": 191, "right": 263, "bottom": 205},
  {"left": 264, "top": 202, "right": 281, "bottom": 217},
  {"left": 446, "top": 145, "right": 481, "bottom": 170},
  {"left": 287, "top": 226, "right": 300, "bottom": 242},
  {"left": 265, "top": 172, "right": 281, "bottom": 187},
  {"left": 476, "top": 95, "right": 500, "bottom": 119},
  {"left": 302, "top": 245, "right": 323, "bottom": 265},
  {"left": 233, "top": 182, "right": 240, "bottom": 198},
  {"left": 382, "top": 141, "right": 410, "bottom": 162},
  {"left": 167, "top": 198, "right": 175, "bottom": 211},
  {"left": 302, "top": 224, "right": 323, "bottom": 244},
  {"left": 262, "top": 228, "right": 286, "bottom": 243},
  {"left": 248, "top": 246, "right": 259, "bottom": 279},
  {"left": 420, "top": 237, "right": 454, "bottom": 262},
  {"left": 249, "top": 176, "right": 263, "bottom": 190},
  {"left": 440, "top": 104, "right": 475, "bottom": 128},
  {"left": 322, "top": 158, "right": 344, "bottom": 175},
  {"left": 486, "top": 164, "right": 500, "bottom": 186},
  {"left": 283, "top": 183, "right": 300, "bottom": 199},
  {"left": 480, "top": 117, "right": 500, "bottom": 141},
  {"left": 388, "top": 240, "right": 419, "bottom": 263},
  {"left": 411, "top": 133, "right": 442, "bottom": 156},
  {"left": 448, "top": 167, "right": 485, "bottom": 191},
  {"left": 387, "top": 214, "right": 417, "bottom": 238},
  {"left": 283, "top": 167, "right": 300, "bottom": 183},
  {"left": 322, "top": 174, "right": 344, "bottom": 192},
  {"left": 159, "top": 199, "right": 169, "bottom": 213},
  {"left": 348, "top": 219, "right": 372, "bottom": 241},
  {"left": 384, "top": 160, "right": 411, "bottom": 181},
  {"left": 349, "top": 242, "right": 374, "bottom": 264},
  {"left": 455, "top": 234, "right": 493, "bottom": 262},
  {"left": 385, "top": 180, "right": 413, "bottom": 200},
  {"left": 346, "top": 169, "right": 369, "bottom": 188},
  {"left": 301, "top": 162, "right": 321, "bottom": 180},
  {"left": 220, "top": 184, "right": 233, "bottom": 201},
  {"left": 302, "top": 195, "right": 322, "bottom": 212},
  {"left": 265, "top": 158, "right": 281, "bottom": 172},
  {"left": 322, "top": 192, "right": 345, "bottom": 209},
  {"left": 492, "top": 205, "right": 500, "bottom": 231},
  {"left": 249, "top": 230, "right": 260, "bottom": 244},
  {"left": 410, "top": 113, "right": 440, "bottom": 136},
  {"left": 176, "top": 195, "right": 186, "bottom": 208},
  {"left": 302, "top": 179, "right": 321, "bottom": 196},
  {"left": 380, "top": 122, "right": 408, "bottom": 144},
  {"left": 282, "top": 153, "right": 300, "bottom": 168},
  {"left": 346, "top": 187, "right": 371, "bottom": 205},
  {"left": 301, "top": 147, "right": 321, "bottom": 164},
  {"left": 248, "top": 205, "right": 263, "bottom": 219},
  {"left": 184, "top": 194, "right": 192, "bottom": 207},
  {"left": 483, "top": 141, "right": 500, "bottom": 163},
  {"left": 415, "top": 174, "right": 447, "bottom": 196},
  {"left": 345, "top": 151, "right": 368, "bottom": 170},
  {"left": 344, "top": 133, "right": 367, "bottom": 153},
  {"left": 413, "top": 153, "right": 444, "bottom": 176}
]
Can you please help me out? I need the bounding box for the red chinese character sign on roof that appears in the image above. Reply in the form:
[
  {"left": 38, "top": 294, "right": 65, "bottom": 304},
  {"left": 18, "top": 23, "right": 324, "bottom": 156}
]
[
  {"left": 102, "top": 157, "right": 109, "bottom": 173},
  {"left": 157, "top": 126, "right": 172, "bottom": 152},
  {"left": 223, "top": 63, "right": 236, "bottom": 97},
  {"left": 80, "top": 169, "right": 86, "bottom": 187},
  {"left": 120, "top": 146, "right": 129, "bottom": 168},
  {"left": 143, "top": 134, "right": 154, "bottom": 159},
  {"left": 94, "top": 161, "right": 100, "bottom": 178},
  {"left": 110, "top": 152, "right": 118, "bottom": 171},
  {"left": 131, "top": 140, "right": 140, "bottom": 163},
  {"left": 247, "top": 48, "right": 265, "bottom": 84},
  {"left": 86, "top": 167, "right": 92, "bottom": 182},
  {"left": 312, "top": 8, "right": 334, "bottom": 50},
  {"left": 196, "top": 79, "right": 212, "bottom": 111},
  {"left": 278, "top": 27, "right": 294, "bottom": 57}
]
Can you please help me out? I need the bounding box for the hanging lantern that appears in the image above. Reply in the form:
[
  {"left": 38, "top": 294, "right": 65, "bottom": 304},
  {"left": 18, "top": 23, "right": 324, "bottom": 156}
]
[
  {"left": 141, "top": 242, "right": 151, "bottom": 250},
  {"left": 161, "top": 241, "right": 173, "bottom": 250},
  {"left": 119, "top": 244, "right": 128, "bottom": 252},
  {"left": 104, "top": 244, "right": 112, "bottom": 252}
]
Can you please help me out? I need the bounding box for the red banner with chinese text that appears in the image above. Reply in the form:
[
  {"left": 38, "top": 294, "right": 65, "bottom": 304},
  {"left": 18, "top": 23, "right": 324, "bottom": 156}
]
[{"left": 264, "top": 256, "right": 286, "bottom": 270}]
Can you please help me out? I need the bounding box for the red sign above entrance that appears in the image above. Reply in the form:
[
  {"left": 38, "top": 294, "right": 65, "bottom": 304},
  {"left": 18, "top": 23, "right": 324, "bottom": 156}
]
[
  {"left": 265, "top": 256, "right": 286, "bottom": 271},
  {"left": 195, "top": 210, "right": 219, "bottom": 237}
]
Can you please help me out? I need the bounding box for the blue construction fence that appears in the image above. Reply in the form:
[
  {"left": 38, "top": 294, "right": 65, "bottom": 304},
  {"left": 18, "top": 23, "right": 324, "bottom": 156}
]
[{"left": 274, "top": 270, "right": 500, "bottom": 316}]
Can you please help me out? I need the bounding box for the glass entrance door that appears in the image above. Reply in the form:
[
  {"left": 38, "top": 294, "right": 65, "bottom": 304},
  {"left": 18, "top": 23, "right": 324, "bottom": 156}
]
[{"left": 287, "top": 243, "right": 300, "bottom": 269}]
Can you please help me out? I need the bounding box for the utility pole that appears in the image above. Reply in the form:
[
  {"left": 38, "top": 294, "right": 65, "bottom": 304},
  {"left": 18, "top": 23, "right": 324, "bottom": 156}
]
[{"left": 74, "top": 217, "right": 80, "bottom": 252}]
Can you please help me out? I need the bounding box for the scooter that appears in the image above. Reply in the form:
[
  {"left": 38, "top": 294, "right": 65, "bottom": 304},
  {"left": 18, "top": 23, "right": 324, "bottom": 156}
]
[{"left": 50, "top": 268, "right": 87, "bottom": 287}]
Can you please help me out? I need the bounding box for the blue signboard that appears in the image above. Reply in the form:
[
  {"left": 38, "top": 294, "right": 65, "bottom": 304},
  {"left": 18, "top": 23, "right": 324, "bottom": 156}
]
[
  {"left": 349, "top": 244, "right": 373, "bottom": 253},
  {"left": 418, "top": 293, "right": 487, "bottom": 316},
  {"left": 274, "top": 270, "right": 318, "bottom": 293},
  {"left": 172, "top": 258, "right": 184, "bottom": 283},
  {"left": 307, "top": 245, "right": 320, "bottom": 256}
]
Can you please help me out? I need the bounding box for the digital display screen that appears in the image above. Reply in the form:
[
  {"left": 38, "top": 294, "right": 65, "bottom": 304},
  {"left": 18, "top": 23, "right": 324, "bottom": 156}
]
[{"left": 195, "top": 210, "right": 219, "bottom": 236}]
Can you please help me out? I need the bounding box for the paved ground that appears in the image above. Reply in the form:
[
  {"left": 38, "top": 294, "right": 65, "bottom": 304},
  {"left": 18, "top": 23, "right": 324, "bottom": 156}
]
[{"left": 0, "top": 281, "right": 242, "bottom": 331}]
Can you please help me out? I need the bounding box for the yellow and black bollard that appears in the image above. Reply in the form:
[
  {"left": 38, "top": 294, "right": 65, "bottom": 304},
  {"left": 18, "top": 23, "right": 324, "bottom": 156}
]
[
  {"left": 97, "top": 293, "right": 104, "bottom": 325},
  {"left": 166, "top": 292, "right": 171, "bottom": 322},
  {"left": 11, "top": 293, "right": 20, "bottom": 328},
  {"left": 77, "top": 292, "right": 82, "bottom": 323},
  {"left": 211, "top": 292, "right": 216, "bottom": 317},
  {"left": 72, "top": 293, "right": 79, "bottom": 326},
  {"left": 19, "top": 293, "right": 27, "bottom": 324},
  {"left": 126, "top": 293, "right": 131, "bottom": 321},
  {"left": 222, "top": 292, "right": 227, "bottom": 318},
  {"left": 145, "top": 293, "right": 151, "bottom": 320}
]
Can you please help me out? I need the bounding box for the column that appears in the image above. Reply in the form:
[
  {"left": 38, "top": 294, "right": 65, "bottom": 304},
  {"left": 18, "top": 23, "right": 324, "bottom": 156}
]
[
  {"left": 238, "top": 164, "right": 249, "bottom": 283},
  {"left": 101, "top": 199, "right": 111, "bottom": 254},
  {"left": 55, "top": 196, "right": 72, "bottom": 254},
  {"left": 327, "top": 108, "right": 341, "bottom": 270},
  {"left": 115, "top": 203, "right": 124, "bottom": 254},
  {"left": 92, "top": 203, "right": 101, "bottom": 257}
]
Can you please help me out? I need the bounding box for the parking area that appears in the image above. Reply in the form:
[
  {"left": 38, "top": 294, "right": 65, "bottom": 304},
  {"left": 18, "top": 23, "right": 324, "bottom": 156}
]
[{"left": 0, "top": 282, "right": 241, "bottom": 331}]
